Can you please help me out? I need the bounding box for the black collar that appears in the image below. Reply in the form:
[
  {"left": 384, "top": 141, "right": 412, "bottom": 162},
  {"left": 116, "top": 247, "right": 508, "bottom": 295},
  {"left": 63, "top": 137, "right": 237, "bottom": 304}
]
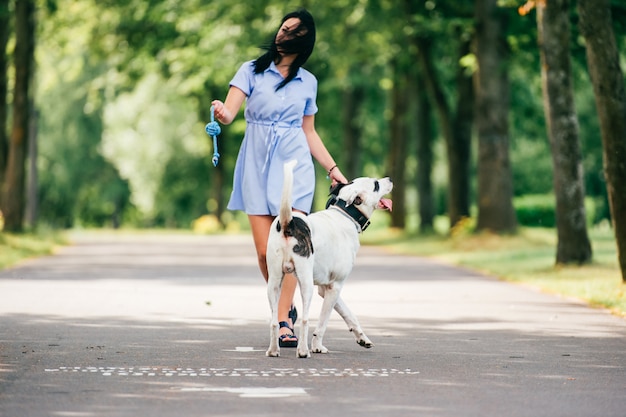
[{"left": 325, "top": 196, "right": 370, "bottom": 232}]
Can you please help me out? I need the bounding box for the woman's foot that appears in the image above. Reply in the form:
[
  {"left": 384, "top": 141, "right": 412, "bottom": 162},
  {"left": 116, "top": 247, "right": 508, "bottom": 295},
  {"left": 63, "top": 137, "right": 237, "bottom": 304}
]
[{"left": 278, "top": 321, "right": 298, "bottom": 348}]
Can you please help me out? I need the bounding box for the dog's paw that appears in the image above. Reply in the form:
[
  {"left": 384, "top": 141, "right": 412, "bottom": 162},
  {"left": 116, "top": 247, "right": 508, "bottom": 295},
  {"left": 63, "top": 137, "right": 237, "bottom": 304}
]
[
  {"left": 311, "top": 345, "right": 329, "bottom": 354},
  {"left": 311, "top": 336, "right": 329, "bottom": 354},
  {"left": 266, "top": 349, "right": 280, "bottom": 357},
  {"left": 297, "top": 349, "right": 311, "bottom": 358},
  {"left": 357, "top": 336, "right": 374, "bottom": 349}
]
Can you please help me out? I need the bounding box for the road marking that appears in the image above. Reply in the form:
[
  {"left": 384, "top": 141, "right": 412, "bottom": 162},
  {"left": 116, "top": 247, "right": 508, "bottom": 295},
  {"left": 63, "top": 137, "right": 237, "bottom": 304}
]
[
  {"left": 222, "top": 346, "right": 264, "bottom": 352},
  {"left": 44, "top": 366, "right": 419, "bottom": 378},
  {"left": 179, "top": 386, "right": 307, "bottom": 398}
]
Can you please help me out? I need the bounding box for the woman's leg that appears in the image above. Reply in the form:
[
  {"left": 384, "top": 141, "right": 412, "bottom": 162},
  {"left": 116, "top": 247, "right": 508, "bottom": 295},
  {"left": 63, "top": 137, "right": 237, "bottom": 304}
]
[
  {"left": 248, "top": 215, "right": 273, "bottom": 282},
  {"left": 248, "top": 215, "right": 298, "bottom": 340}
]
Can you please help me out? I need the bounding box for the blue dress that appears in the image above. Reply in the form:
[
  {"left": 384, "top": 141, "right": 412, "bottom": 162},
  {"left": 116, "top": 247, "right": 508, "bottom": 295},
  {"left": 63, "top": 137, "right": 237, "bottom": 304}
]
[{"left": 227, "top": 60, "right": 318, "bottom": 215}]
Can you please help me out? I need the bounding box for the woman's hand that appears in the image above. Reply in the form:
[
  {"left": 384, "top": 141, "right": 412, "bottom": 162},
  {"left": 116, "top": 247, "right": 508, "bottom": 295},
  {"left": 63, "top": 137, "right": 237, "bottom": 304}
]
[
  {"left": 211, "top": 100, "right": 229, "bottom": 123},
  {"left": 211, "top": 87, "right": 247, "bottom": 125},
  {"left": 329, "top": 166, "right": 348, "bottom": 187}
]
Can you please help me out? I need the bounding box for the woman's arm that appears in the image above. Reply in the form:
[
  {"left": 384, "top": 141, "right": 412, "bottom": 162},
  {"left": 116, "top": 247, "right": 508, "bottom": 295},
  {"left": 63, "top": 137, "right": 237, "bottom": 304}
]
[
  {"left": 211, "top": 86, "right": 247, "bottom": 125},
  {"left": 302, "top": 114, "right": 348, "bottom": 185}
]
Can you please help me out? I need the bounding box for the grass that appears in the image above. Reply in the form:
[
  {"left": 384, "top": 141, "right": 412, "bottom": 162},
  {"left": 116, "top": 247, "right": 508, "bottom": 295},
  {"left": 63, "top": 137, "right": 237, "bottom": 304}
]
[
  {"left": 0, "top": 231, "right": 66, "bottom": 270},
  {"left": 361, "top": 223, "right": 626, "bottom": 318}
]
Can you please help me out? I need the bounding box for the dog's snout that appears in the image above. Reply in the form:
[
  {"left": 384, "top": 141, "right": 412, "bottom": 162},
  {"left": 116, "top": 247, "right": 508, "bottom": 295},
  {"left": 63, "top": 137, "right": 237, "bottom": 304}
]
[{"left": 380, "top": 177, "right": 393, "bottom": 191}]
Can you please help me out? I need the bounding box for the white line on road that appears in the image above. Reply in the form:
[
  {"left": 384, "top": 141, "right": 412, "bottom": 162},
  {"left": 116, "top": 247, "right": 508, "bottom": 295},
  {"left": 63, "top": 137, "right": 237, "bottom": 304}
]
[
  {"left": 44, "top": 366, "right": 420, "bottom": 378},
  {"left": 178, "top": 386, "right": 308, "bottom": 398}
]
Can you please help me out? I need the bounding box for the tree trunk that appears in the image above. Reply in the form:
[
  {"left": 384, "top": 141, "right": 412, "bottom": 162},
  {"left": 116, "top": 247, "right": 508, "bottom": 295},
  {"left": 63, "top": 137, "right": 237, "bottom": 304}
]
[
  {"left": 473, "top": 0, "right": 517, "bottom": 233},
  {"left": 0, "top": 0, "right": 10, "bottom": 198},
  {"left": 2, "top": 0, "right": 35, "bottom": 232},
  {"left": 416, "top": 34, "right": 473, "bottom": 231},
  {"left": 537, "top": 0, "right": 592, "bottom": 264},
  {"left": 342, "top": 83, "right": 364, "bottom": 180},
  {"left": 388, "top": 59, "right": 409, "bottom": 229},
  {"left": 451, "top": 34, "right": 474, "bottom": 227},
  {"left": 25, "top": 108, "right": 38, "bottom": 228},
  {"left": 578, "top": 0, "right": 626, "bottom": 280},
  {"left": 415, "top": 71, "right": 435, "bottom": 233}
]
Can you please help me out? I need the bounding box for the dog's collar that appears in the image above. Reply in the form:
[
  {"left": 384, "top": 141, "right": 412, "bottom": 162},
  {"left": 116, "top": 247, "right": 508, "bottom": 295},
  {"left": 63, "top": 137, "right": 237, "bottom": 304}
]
[{"left": 326, "top": 196, "right": 370, "bottom": 232}]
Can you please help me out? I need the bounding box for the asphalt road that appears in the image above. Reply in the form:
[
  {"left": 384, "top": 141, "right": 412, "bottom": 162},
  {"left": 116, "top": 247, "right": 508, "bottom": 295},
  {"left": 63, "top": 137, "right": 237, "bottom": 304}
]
[{"left": 1, "top": 231, "right": 625, "bottom": 417}]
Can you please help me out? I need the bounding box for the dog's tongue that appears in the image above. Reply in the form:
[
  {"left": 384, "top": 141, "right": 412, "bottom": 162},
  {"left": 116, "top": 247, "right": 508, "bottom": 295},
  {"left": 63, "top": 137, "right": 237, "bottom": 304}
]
[{"left": 378, "top": 198, "right": 393, "bottom": 211}]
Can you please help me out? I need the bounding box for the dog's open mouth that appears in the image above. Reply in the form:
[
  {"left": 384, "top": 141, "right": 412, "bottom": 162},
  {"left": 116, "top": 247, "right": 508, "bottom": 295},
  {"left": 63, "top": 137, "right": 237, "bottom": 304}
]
[{"left": 378, "top": 198, "right": 393, "bottom": 211}]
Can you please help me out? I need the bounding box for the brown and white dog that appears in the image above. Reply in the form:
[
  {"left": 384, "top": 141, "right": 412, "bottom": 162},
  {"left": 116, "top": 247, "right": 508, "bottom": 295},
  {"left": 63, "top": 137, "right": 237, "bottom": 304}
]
[{"left": 266, "top": 160, "right": 393, "bottom": 358}]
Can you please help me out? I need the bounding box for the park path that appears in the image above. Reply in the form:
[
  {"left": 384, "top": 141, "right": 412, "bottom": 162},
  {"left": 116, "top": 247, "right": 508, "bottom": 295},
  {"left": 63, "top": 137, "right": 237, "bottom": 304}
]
[{"left": 1, "top": 231, "right": 625, "bottom": 417}]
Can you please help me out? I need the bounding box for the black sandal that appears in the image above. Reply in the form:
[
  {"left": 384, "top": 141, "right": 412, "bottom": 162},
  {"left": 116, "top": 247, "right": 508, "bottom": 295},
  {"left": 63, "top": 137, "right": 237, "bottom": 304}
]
[
  {"left": 288, "top": 305, "right": 298, "bottom": 326},
  {"left": 278, "top": 321, "right": 298, "bottom": 348}
]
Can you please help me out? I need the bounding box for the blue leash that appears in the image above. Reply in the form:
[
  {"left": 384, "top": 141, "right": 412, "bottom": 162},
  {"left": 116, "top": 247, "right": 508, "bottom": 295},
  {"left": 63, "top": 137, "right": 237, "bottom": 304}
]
[{"left": 205, "top": 106, "right": 221, "bottom": 167}]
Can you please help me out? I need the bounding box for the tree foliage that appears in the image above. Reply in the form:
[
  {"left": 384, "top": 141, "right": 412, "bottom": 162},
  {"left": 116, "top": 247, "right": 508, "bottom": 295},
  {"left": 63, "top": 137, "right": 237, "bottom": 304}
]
[{"left": 0, "top": 0, "right": 623, "bottom": 242}]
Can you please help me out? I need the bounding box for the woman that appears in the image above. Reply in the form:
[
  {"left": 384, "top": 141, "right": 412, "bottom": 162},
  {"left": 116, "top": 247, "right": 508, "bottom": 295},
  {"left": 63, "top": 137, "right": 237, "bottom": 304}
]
[{"left": 211, "top": 8, "right": 347, "bottom": 347}]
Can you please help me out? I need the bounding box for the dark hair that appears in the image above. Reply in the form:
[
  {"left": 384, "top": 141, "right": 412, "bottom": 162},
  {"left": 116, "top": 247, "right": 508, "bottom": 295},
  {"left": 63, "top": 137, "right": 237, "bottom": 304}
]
[{"left": 253, "top": 8, "right": 316, "bottom": 90}]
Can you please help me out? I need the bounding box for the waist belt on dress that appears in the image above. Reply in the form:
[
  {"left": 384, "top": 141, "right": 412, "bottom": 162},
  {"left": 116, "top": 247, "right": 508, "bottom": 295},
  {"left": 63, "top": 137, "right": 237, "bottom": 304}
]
[{"left": 247, "top": 120, "right": 303, "bottom": 173}]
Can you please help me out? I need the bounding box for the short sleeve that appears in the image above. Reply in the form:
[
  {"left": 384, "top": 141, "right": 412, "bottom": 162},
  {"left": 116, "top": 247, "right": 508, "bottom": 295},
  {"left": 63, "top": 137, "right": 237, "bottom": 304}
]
[
  {"left": 229, "top": 61, "right": 255, "bottom": 96},
  {"left": 303, "top": 75, "right": 318, "bottom": 116}
]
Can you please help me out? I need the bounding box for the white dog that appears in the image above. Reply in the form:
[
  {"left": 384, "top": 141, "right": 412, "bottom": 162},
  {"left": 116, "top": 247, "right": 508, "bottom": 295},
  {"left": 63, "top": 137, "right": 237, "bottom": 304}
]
[{"left": 266, "top": 160, "right": 393, "bottom": 358}]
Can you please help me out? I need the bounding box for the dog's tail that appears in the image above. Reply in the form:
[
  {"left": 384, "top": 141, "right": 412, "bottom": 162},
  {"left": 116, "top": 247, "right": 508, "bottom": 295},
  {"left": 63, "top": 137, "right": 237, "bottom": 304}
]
[
  {"left": 279, "top": 160, "right": 298, "bottom": 274},
  {"left": 279, "top": 160, "right": 297, "bottom": 231}
]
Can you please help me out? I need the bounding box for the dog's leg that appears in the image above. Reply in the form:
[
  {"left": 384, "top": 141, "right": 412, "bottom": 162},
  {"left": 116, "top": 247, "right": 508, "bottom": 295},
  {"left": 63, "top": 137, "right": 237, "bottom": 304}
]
[
  {"left": 296, "top": 267, "right": 314, "bottom": 359},
  {"left": 311, "top": 283, "right": 342, "bottom": 354},
  {"left": 333, "top": 296, "right": 373, "bottom": 348},
  {"left": 266, "top": 270, "right": 282, "bottom": 357}
]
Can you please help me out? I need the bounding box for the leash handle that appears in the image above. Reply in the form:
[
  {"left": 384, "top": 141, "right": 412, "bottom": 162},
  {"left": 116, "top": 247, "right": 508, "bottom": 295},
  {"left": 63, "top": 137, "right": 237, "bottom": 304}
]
[{"left": 205, "top": 106, "right": 221, "bottom": 167}]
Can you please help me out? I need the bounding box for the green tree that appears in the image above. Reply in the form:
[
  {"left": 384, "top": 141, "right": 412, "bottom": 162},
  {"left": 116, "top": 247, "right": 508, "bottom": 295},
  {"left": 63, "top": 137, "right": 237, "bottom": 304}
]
[
  {"left": 415, "top": 70, "right": 436, "bottom": 233},
  {"left": 2, "top": 0, "right": 35, "bottom": 232},
  {"left": 578, "top": 0, "right": 626, "bottom": 280},
  {"left": 416, "top": 30, "right": 474, "bottom": 230},
  {"left": 89, "top": 0, "right": 275, "bottom": 226},
  {"left": 474, "top": 0, "right": 517, "bottom": 233},
  {"left": 26, "top": 0, "right": 625, "bottom": 234},
  {"left": 387, "top": 56, "right": 410, "bottom": 228},
  {"left": 36, "top": 0, "right": 132, "bottom": 228},
  {"left": 536, "top": 0, "right": 592, "bottom": 264},
  {"left": 0, "top": 0, "right": 9, "bottom": 192}
]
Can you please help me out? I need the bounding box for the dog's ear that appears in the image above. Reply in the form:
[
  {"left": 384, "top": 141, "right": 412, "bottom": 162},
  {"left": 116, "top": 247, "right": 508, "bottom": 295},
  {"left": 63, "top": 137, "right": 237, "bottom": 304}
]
[
  {"left": 343, "top": 189, "right": 363, "bottom": 207},
  {"left": 329, "top": 182, "right": 348, "bottom": 197}
]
